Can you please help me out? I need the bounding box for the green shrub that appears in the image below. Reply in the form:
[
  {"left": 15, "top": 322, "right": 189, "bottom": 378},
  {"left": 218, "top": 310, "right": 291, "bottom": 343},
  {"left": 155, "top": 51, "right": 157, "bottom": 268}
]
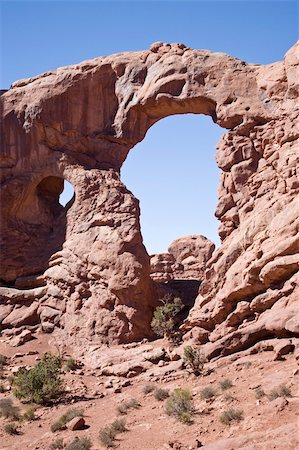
[
  {"left": 219, "top": 378, "right": 233, "bottom": 391},
  {"left": 23, "top": 406, "right": 36, "bottom": 421},
  {"left": 165, "top": 388, "right": 194, "bottom": 424},
  {"left": 49, "top": 438, "right": 64, "bottom": 450},
  {"left": 4, "top": 422, "right": 18, "bottom": 435},
  {"left": 183, "top": 346, "right": 205, "bottom": 375},
  {"left": 65, "top": 437, "right": 91, "bottom": 450},
  {"left": 0, "top": 398, "right": 20, "bottom": 420},
  {"left": 219, "top": 408, "right": 243, "bottom": 425},
  {"left": 99, "top": 426, "right": 116, "bottom": 448},
  {"left": 13, "top": 353, "right": 63, "bottom": 404},
  {"left": 254, "top": 387, "right": 265, "bottom": 399},
  {"left": 51, "top": 408, "right": 84, "bottom": 432},
  {"left": 153, "top": 388, "right": 169, "bottom": 401},
  {"left": 143, "top": 384, "right": 155, "bottom": 395},
  {"left": 65, "top": 358, "right": 77, "bottom": 371},
  {"left": 151, "top": 296, "right": 183, "bottom": 339},
  {"left": 117, "top": 398, "right": 139, "bottom": 415},
  {"left": 200, "top": 386, "right": 216, "bottom": 400},
  {"left": 269, "top": 384, "right": 292, "bottom": 400}
]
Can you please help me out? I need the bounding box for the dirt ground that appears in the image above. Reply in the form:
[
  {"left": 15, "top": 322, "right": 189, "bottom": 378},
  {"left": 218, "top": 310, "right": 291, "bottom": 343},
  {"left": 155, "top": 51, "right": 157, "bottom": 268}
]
[{"left": 0, "top": 334, "right": 298, "bottom": 450}]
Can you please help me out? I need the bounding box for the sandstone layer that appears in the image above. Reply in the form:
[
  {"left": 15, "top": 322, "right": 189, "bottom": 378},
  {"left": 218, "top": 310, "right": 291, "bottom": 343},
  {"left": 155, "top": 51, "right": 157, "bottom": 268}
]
[
  {"left": 1, "top": 41, "right": 298, "bottom": 355},
  {"left": 150, "top": 235, "right": 215, "bottom": 283}
]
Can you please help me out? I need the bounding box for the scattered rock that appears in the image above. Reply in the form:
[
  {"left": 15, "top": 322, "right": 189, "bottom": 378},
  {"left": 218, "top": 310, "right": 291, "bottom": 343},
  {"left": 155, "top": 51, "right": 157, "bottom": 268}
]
[
  {"left": 272, "top": 397, "right": 289, "bottom": 412},
  {"left": 10, "top": 329, "right": 34, "bottom": 347},
  {"left": 66, "top": 416, "right": 85, "bottom": 431},
  {"left": 143, "top": 348, "right": 166, "bottom": 364},
  {"left": 273, "top": 340, "right": 295, "bottom": 361}
]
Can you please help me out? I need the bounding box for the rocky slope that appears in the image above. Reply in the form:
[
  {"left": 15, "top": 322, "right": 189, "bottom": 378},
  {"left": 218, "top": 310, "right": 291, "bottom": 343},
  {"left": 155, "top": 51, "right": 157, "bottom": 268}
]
[
  {"left": 0, "top": 335, "right": 298, "bottom": 450},
  {"left": 0, "top": 41, "right": 298, "bottom": 356}
]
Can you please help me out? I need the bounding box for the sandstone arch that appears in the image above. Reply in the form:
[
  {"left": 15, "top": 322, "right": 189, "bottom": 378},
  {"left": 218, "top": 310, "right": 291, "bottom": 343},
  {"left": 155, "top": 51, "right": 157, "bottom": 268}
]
[{"left": 1, "top": 42, "right": 298, "bottom": 355}]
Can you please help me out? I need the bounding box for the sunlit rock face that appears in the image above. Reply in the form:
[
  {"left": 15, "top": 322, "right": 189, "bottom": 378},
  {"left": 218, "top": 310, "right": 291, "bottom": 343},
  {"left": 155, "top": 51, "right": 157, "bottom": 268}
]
[
  {"left": 1, "top": 41, "right": 298, "bottom": 354},
  {"left": 150, "top": 235, "right": 215, "bottom": 282}
]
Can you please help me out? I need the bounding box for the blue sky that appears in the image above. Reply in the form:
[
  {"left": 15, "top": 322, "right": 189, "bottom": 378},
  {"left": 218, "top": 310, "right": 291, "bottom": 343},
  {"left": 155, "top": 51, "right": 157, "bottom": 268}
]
[{"left": 1, "top": 1, "right": 298, "bottom": 254}]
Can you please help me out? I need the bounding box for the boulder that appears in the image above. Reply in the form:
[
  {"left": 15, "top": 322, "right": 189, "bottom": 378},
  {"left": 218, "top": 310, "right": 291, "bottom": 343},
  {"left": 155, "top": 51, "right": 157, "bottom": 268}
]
[
  {"left": 10, "top": 329, "right": 34, "bottom": 347},
  {"left": 66, "top": 417, "right": 85, "bottom": 431}
]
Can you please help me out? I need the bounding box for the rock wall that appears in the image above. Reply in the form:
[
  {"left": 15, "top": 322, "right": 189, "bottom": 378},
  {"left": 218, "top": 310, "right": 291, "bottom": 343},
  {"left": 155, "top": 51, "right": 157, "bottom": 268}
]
[
  {"left": 150, "top": 235, "right": 215, "bottom": 282},
  {"left": 1, "top": 41, "right": 298, "bottom": 354}
]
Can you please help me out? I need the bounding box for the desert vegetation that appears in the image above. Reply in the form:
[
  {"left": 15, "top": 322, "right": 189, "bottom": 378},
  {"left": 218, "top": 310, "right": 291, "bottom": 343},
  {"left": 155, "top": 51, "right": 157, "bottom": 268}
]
[
  {"left": 51, "top": 408, "right": 84, "bottom": 432},
  {"left": 165, "top": 388, "right": 194, "bottom": 424},
  {"left": 99, "top": 418, "right": 127, "bottom": 448},
  {"left": 13, "top": 352, "right": 63, "bottom": 404},
  {"left": 151, "top": 295, "right": 183, "bottom": 340},
  {"left": 219, "top": 408, "right": 243, "bottom": 425},
  {"left": 269, "top": 384, "right": 292, "bottom": 400},
  {"left": 183, "top": 345, "right": 205, "bottom": 375},
  {"left": 219, "top": 378, "right": 233, "bottom": 391},
  {"left": 117, "top": 398, "right": 140, "bottom": 415},
  {"left": 200, "top": 386, "right": 216, "bottom": 400},
  {"left": 0, "top": 397, "right": 20, "bottom": 420}
]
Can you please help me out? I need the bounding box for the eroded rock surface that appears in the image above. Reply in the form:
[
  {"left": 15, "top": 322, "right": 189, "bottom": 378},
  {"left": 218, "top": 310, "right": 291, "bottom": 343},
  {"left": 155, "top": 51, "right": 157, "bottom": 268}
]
[
  {"left": 1, "top": 41, "right": 298, "bottom": 354},
  {"left": 150, "top": 235, "right": 215, "bottom": 282}
]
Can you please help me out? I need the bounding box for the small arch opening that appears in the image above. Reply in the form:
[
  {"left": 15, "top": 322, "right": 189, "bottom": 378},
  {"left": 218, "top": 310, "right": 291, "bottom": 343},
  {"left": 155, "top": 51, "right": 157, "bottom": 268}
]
[{"left": 59, "top": 180, "right": 75, "bottom": 207}]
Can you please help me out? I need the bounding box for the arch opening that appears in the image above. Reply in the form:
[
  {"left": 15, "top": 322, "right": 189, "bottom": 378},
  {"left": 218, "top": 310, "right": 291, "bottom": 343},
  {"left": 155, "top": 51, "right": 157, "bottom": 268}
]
[
  {"left": 122, "top": 113, "right": 223, "bottom": 313},
  {"left": 59, "top": 180, "right": 75, "bottom": 207},
  {"left": 1, "top": 176, "right": 75, "bottom": 288}
]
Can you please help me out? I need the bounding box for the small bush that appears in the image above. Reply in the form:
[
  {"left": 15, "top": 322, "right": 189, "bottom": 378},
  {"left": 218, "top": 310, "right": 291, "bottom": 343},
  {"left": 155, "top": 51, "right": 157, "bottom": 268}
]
[
  {"left": 23, "top": 406, "right": 36, "bottom": 421},
  {"left": 117, "top": 398, "right": 139, "bottom": 415},
  {"left": 219, "top": 378, "right": 233, "bottom": 391},
  {"left": 4, "top": 422, "right": 18, "bottom": 435},
  {"left": 51, "top": 408, "right": 84, "bottom": 432},
  {"left": 110, "top": 417, "right": 126, "bottom": 433},
  {"left": 126, "top": 398, "right": 139, "bottom": 409},
  {"left": 143, "top": 384, "right": 155, "bottom": 395},
  {"left": 0, "top": 354, "right": 7, "bottom": 367},
  {"left": 13, "top": 352, "right": 63, "bottom": 404},
  {"left": 65, "top": 437, "right": 91, "bottom": 450},
  {"left": 51, "top": 419, "right": 66, "bottom": 433},
  {"left": 0, "top": 398, "right": 20, "bottom": 420},
  {"left": 49, "top": 438, "right": 64, "bottom": 450},
  {"left": 99, "top": 418, "right": 126, "bottom": 448},
  {"left": 178, "top": 411, "right": 193, "bottom": 424},
  {"left": 153, "top": 388, "right": 169, "bottom": 401},
  {"left": 65, "top": 358, "right": 77, "bottom": 371},
  {"left": 165, "top": 388, "right": 194, "bottom": 424},
  {"left": 200, "top": 386, "right": 216, "bottom": 400},
  {"left": 269, "top": 384, "right": 292, "bottom": 400},
  {"left": 219, "top": 408, "right": 243, "bottom": 425},
  {"left": 99, "top": 426, "right": 116, "bottom": 448},
  {"left": 151, "top": 296, "right": 183, "bottom": 339},
  {"left": 0, "top": 384, "right": 5, "bottom": 393},
  {"left": 183, "top": 346, "right": 205, "bottom": 375},
  {"left": 254, "top": 387, "right": 265, "bottom": 399}
]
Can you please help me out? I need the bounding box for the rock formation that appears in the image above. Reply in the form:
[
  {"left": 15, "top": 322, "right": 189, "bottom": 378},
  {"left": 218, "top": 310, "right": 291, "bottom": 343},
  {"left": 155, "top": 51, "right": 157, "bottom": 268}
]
[
  {"left": 150, "top": 235, "right": 215, "bottom": 283},
  {"left": 1, "top": 41, "right": 298, "bottom": 356}
]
